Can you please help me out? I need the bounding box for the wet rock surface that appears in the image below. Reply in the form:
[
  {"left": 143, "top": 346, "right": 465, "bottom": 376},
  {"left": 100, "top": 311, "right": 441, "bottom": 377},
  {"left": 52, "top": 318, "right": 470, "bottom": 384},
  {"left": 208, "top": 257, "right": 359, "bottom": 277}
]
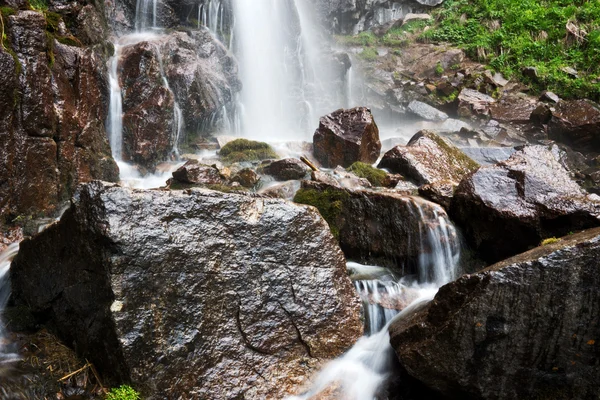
[
  {"left": 313, "top": 107, "right": 382, "bottom": 168},
  {"left": 10, "top": 181, "right": 363, "bottom": 399},
  {"left": 294, "top": 180, "right": 456, "bottom": 275},
  {"left": 451, "top": 145, "right": 600, "bottom": 263},
  {"left": 171, "top": 160, "right": 225, "bottom": 185},
  {"left": 261, "top": 158, "right": 310, "bottom": 181},
  {"left": 548, "top": 99, "right": 600, "bottom": 153},
  {"left": 378, "top": 130, "right": 479, "bottom": 187},
  {"left": 0, "top": 7, "right": 118, "bottom": 219},
  {"left": 390, "top": 228, "right": 600, "bottom": 400}
]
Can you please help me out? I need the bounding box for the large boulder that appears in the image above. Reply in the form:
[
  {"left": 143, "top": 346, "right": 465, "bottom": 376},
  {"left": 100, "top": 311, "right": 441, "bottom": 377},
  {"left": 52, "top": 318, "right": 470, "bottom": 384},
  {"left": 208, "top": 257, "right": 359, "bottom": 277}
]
[
  {"left": 313, "top": 107, "right": 382, "bottom": 168},
  {"left": 390, "top": 228, "right": 600, "bottom": 400},
  {"left": 10, "top": 182, "right": 362, "bottom": 399},
  {"left": 451, "top": 145, "right": 600, "bottom": 264},
  {"left": 548, "top": 99, "right": 600, "bottom": 153},
  {"left": 294, "top": 180, "right": 460, "bottom": 276},
  {"left": 171, "top": 160, "right": 225, "bottom": 185},
  {"left": 378, "top": 131, "right": 479, "bottom": 187},
  {"left": 0, "top": 9, "right": 118, "bottom": 219}
]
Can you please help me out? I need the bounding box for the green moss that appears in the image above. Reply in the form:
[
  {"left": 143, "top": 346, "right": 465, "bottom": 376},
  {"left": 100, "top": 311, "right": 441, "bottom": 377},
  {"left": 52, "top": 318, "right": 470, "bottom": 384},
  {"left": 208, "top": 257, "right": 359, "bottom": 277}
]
[
  {"left": 334, "top": 31, "right": 377, "bottom": 47},
  {"left": 29, "top": 0, "right": 48, "bottom": 11},
  {"left": 56, "top": 35, "right": 82, "bottom": 47},
  {"left": 45, "top": 31, "right": 54, "bottom": 67},
  {"left": 1, "top": 6, "right": 16, "bottom": 18},
  {"left": 293, "top": 187, "right": 349, "bottom": 239},
  {"left": 359, "top": 47, "right": 379, "bottom": 61},
  {"left": 219, "top": 139, "right": 278, "bottom": 164},
  {"left": 106, "top": 385, "right": 141, "bottom": 400},
  {"left": 347, "top": 162, "right": 388, "bottom": 187},
  {"left": 541, "top": 237, "right": 560, "bottom": 246},
  {"left": 45, "top": 11, "right": 61, "bottom": 33},
  {"left": 428, "top": 132, "right": 480, "bottom": 173},
  {"left": 435, "top": 61, "right": 444, "bottom": 76}
]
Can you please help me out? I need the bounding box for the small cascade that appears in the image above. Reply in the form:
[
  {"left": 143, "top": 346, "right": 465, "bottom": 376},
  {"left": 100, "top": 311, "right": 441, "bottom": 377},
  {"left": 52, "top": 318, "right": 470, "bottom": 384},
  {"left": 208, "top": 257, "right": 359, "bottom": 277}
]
[
  {"left": 287, "top": 198, "right": 460, "bottom": 399},
  {"left": 0, "top": 244, "right": 19, "bottom": 366},
  {"left": 107, "top": 44, "right": 124, "bottom": 161},
  {"left": 135, "top": 0, "right": 158, "bottom": 31},
  {"left": 155, "top": 47, "right": 184, "bottom": 157}
]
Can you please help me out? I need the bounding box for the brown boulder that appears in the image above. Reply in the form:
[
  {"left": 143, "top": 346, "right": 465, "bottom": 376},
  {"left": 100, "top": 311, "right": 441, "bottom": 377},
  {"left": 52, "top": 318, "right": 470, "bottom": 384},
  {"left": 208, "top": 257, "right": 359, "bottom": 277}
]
[
  {"left": 451, "top": 145, "right": 600, "bottom": 263},
  {"left": 313, "top": 107, "right": 381, "bottom": 168},
  {"left": 548, "top": 99, "right": 600, "bottom": 153},
  {"left": 261, "top": 158, "right": 309, "bottom": 181},
  {"left": 171, "top": 160, "right": 225, "bottom": 185}
]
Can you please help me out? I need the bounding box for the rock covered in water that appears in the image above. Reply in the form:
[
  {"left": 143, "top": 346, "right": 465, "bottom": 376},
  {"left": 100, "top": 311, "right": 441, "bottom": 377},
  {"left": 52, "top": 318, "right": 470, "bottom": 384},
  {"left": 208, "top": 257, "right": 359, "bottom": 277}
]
[
  {"left": 389, "top": 228, "right": 600, "bottom": 400},
  {"left": 313, "top": 107, "right": 382, "bottom": 168},
  {"left": 0, "top": 8, "right": 118, "bottom": 219},
  {"left": 171, "top": 160, "right": 225, "bottom": 185},
  {"left": 451, "top": 145, "right": 600, "bottom": 263},
  {"left": 548, "top": 99, "right": 600, "bottom": 153},
  {"left": 261, "top": 158, "right": 310, "bottom": 181},
  {"left": 294, "top": 180, "right": 458, "bottom": 275},
  {"left": 10, "top": 181, "right": 363, "bottom": 399},
  {"left": 378, "top": 130, "right": 479, "bottom": 196}
]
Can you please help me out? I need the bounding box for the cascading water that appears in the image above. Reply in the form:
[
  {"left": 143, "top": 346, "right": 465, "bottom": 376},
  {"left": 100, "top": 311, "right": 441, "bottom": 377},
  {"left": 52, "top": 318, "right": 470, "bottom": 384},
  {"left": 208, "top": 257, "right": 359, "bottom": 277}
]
[
  {"left": 287, "top": 198, "right": 461, "bottom": 399},
  {"left": 0, "top": 244, "right": 19, "bottom": 366},
  {"left": 231, "top": 0, "right": 353, "bottom": 142},
  {"left": 135, "top": 0, "right": 158, "bottom": 31}
]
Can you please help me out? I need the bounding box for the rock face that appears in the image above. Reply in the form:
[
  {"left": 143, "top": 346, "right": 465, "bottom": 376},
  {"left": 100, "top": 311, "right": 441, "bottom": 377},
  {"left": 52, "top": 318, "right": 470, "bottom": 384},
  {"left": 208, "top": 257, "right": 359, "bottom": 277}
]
[
  {"left": 548, "top": 99, "right": 600, "bottom": 153},
  {"left": 261, "top": 158, "right": 310, "bottom": 181},
  {"left": 10, "top": 182, "right": 363, "bottom": 399},
  {"left": 0, "top": 6, "right": 119, "bottom": 219},
  {"left": 390, "top": 228, "right": 600, "bottom": 400},
  {"left": 451, "top": 145, "right": 600, "bottom": 263},
  {"left": 378, "top": 130, "right": 479, "bottom": 187},
  {"left": 118, "top": 30, "right": 240, "bottom": 170},
  {"left": 313, "top": 107, "right": 381, "bottom": 168},
  {"left": 294, "top": 180, "right": 458, "bottom": 275}
]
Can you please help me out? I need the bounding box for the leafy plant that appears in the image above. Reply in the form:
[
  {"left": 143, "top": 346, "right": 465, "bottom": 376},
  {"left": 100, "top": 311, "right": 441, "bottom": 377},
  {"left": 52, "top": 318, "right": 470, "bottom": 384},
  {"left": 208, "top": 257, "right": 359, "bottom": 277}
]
[{"left": 106, "top": 385, "right": 141, "bottom": 400}]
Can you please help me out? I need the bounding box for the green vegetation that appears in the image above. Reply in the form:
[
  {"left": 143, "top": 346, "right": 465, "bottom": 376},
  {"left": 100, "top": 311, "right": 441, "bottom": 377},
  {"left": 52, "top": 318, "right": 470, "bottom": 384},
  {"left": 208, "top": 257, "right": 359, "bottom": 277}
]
[
  {"left": 219, "top": 139, "right": 278, "bottom": 164},
  {"left": 420, "top": 0, "right": 600, "bottom": 99},
  {"left": 106, "top": 385, "right": 141, "bottom": 400},
  {"left": 541, "top": 237, "right": 561, "bottom": 246},
  {"left": 358, "top": 47, "right": 379, "bottom": 61},
  {"left": 435, "top": 61, "right": 444, "bottom": 76},
  {"left": 347, "top": 162, "right": 387, "bottom": 187},
  {"left": 29, "top": 0, "right": 48, "bottom": 11},
  {"left": 293, "top": 187, "right": 349, "bottom": 239}
]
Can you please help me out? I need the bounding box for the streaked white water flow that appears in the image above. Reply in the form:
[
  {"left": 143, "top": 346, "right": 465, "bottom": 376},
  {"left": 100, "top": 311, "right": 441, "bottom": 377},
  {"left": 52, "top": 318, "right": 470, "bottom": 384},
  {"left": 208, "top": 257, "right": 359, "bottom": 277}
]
[
  {"left": 287, "top": 198, "right": 460, "bottom": 400},
  {"left": 107, "top": 44, "right": 123, "bottom": 161},
  {"left": 135, "top": 0, "right": 158, "bottom": 31},
  {"left": 232, "top": 0, "right": 351, "bottom": 142},
  {"left": 0, "top": 244, "right": 20, "bottom": 366}
]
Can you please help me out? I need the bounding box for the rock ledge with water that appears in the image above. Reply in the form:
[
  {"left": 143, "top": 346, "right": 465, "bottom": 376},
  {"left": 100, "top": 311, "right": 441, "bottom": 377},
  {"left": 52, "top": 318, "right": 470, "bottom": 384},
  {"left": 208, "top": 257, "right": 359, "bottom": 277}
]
[{"left": 10, "top": 181, "right": 363, "bottom": 399}]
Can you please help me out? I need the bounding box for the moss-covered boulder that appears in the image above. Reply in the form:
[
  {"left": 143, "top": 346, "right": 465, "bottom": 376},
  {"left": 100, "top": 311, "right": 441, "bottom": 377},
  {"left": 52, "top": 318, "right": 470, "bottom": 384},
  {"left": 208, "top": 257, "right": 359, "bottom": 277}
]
[
  {"left": 219, "top": 139, "right": 278, "bottom": 164},
  {"left": 346, "top": 162, "right": 388, "bottom": 187}
]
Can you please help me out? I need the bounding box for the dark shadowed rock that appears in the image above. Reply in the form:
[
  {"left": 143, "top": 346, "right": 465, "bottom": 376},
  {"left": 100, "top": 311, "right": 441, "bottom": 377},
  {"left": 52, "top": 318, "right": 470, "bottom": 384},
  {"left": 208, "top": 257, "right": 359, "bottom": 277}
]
[
  {"left": 261, "top": 158, "right": 309, "bottom": 181},
  {"left": 451, "top": 145, "right": 600, "bottom": 263},
  {"left": 171, "top": 160, "right": 225, "bottom": 185},
  {"left": 10, "top": 181, "right": 363, "bottom": 399},
  {"left": 390, "top": 228, "right": 600, "bottom": 400},
  {"left": 548, "top": 99, "right": 600, "bottom": 153},
  {"left": 313, "top": 107, "right": 381, "bottom": 168},
  {"left": 378, "top": 130, "right": 479, "bottom": 187},
  {"left": 294, "top": 180, "right": 458, "bottom": 275}
]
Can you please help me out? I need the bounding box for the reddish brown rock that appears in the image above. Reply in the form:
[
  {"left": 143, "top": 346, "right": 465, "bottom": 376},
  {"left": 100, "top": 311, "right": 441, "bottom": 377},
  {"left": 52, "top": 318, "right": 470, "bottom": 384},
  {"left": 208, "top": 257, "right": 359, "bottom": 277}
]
[
  {"left": 548, "top": 99, "right": 600, "bottom": 153},
  {"left": 171, "top": 160, "right": 225, "bottom": 185},
  {"left": 313, "top": 107, "right": 381, "bottom": 168}
]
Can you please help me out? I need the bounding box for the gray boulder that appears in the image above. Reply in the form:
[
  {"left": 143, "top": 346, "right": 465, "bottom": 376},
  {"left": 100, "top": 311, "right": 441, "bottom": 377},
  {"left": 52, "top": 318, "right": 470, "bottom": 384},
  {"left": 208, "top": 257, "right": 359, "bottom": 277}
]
[{"left": 10, "top": 182, "right": 363, "bottom": 399}]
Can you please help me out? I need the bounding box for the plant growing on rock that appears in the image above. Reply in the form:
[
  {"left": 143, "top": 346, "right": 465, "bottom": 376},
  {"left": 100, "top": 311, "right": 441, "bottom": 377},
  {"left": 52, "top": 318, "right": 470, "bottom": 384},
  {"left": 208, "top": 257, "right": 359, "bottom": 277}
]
[
  {"left": 294, "top": 187, "right": 349, "bottom": 239},
  {"left": 347, "top": 162, "right": 387, "bottom": 186},
  {"left": 218, "top": 139, "right": 278, "bottom": 164},
  {"left": 106, "top": 385, "right": 141, "bottom": 400}
]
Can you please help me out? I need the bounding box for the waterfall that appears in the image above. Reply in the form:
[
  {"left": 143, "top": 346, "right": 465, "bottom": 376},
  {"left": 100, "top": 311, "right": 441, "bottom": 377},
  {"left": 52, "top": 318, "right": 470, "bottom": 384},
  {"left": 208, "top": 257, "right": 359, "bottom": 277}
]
[
  {"left": 231, "top": 0, "right": 350, "bottom": 142},
  {"left": 287, "top": 198, "right": 461, "bottom": 399},
  {"left": 155, "top": 47, "right": 184, "bottom": 157},
  {"left": 107, "top": 44, "right": 124, "bottom": 161},
  {"left": 135, "top": 0, "right": 158, "bottom": 31},
  {"left": 0, "top": 244, "right": 20, "bottom": 366}
]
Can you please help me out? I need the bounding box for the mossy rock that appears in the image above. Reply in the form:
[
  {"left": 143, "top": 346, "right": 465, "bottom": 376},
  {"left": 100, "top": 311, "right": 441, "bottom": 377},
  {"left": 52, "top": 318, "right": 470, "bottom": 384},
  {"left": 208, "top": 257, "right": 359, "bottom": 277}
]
[
  {"left": 293, "top": 187, "right": 349, "bottom": 239},
  {"left": 219, "top": 139, "right": 278, "bottom": 164},
  {"left": 347, "top": 162, "right": 387, "bottom": 187}
]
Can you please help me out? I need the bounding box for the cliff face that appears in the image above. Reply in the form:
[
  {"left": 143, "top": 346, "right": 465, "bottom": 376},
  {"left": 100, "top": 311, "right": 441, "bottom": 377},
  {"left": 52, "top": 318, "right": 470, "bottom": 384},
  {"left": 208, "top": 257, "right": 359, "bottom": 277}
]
[{"left": 0, "top": 0, "right": 119, "bottom": 220}]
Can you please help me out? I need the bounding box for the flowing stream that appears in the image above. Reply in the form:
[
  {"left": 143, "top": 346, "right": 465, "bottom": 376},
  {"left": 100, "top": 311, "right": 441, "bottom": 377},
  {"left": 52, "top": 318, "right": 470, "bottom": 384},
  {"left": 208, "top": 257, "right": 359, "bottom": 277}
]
[
  {"left": 0, "top": 244, "right": 19, "bottom": 367},
  {"left": 287, "top": 198, "right": 460, "bottom": 399}
]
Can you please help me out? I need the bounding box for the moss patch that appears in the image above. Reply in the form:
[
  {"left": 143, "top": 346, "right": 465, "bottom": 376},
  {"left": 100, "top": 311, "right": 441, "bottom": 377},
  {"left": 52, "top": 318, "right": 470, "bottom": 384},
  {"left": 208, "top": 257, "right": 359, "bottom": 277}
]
[
  {"left": 427, "top": 131, "right": 480, "bottom": 175},
  {"left": 541, "top": 237, "right": 560, "bottom": 246},
  {"left": 347, "top": 162, "right": 387, "bottom": 186},
  {"left": 294, "top": 187, "right": 349, "bottom": 239},
  {"left": 219, "top": 139, "right": 278, "bottom": 164}
]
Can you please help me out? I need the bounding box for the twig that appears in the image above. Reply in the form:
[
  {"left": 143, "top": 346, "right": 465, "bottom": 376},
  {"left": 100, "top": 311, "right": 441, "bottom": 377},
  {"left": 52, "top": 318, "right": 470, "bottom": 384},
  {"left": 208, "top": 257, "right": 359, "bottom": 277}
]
[
  {"left": 300, "top": 156, "right": 319, "bottom": 172},
  {"left": 0, "top": 12, "right": 5, "bottom": 51},
  {"left": 87, "top": 359, "right": 105, "bottom": 390},
  {"left": 58, "top": 362, "right": 91, "bottom": 382}
]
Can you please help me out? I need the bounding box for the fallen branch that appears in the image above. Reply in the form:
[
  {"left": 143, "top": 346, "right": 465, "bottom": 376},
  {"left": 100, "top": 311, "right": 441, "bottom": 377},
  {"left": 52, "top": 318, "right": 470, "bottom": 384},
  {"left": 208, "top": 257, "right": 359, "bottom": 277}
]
[
  {"left": 1, "top": 12, "right": 5, "bottom": 51},
  {"left": 300, "top": 156, "right": 319, "bottom": 172},
  {"left": 58, "top": 362, "right": 91, "bottom": 382},
  {"left": 87, "top": 359, "right": 105, "bottom": 390}
]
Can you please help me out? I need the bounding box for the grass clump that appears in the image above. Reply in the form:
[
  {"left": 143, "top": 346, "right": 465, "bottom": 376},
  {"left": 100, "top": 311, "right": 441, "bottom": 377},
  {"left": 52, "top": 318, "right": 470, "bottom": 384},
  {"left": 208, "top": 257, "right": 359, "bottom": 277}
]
[
  {"left": 420, "top": 0, "right": 600, "bottom": 100},
  {"left": 541, "top": 237, "right": 560, "bottom": 246},
  {"left": 106, "top": 385, "right": 141, "bottom": 400},
  {"left": 347, "top": 162, "right": 387, "bottom": 186},
  {"left": 29, "top": 0, "right": 48, "bottom": 11},
  {"left": 358, "top": 47, "right": 379, "bottom": 61},
  {"left": 294, "top": 187, "right": 349, "bottom": 239},
  {"left": 219, "top": 139, "right": 278, "bottom": 164}
]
